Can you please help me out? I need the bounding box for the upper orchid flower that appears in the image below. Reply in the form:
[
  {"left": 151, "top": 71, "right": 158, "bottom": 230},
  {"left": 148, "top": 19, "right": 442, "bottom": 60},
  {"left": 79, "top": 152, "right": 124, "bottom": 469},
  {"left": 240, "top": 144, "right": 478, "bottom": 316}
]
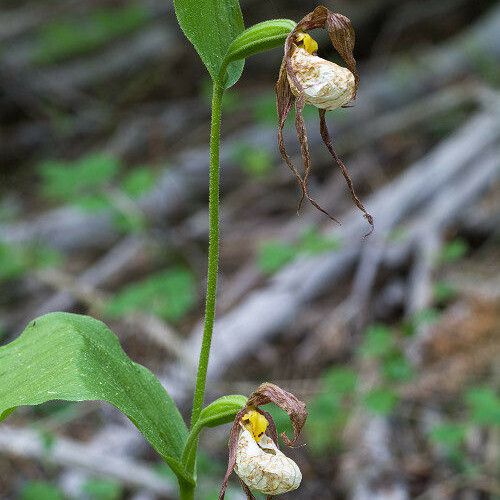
[{"left": 276, "top": 6, "right": 373, "bottom": 233}]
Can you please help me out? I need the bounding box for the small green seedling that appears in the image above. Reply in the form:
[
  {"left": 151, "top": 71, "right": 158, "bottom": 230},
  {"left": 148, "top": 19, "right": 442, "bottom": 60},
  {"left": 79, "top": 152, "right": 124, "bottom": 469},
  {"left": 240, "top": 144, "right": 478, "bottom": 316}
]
[
  {"left": 82, "top": 478, "right": 123, "bottom": 500},
  {"left": 39, "top": 153, "right": 156, "bottom": 233},
  {"left": 34, "top": 5, "right": 150, "bottom": 65},
  {"left": 437, "top": 237, "right": 469, "bottom": 264},
  {"left": 231, "top": 142, "right": 274, "bottom": 178},
  {"left": 257, "top": 226, "right": 342, "bottom": 274},
  {"left": 307, "top": 366, "right": 357, "bottom": 454},
  {"left": 21, "top": 481, "right": 64, "bottom": 500},
  {"left": 105, "top": 267, "right": 197, "bottom": 323},
  {"left": 0, "top": 243, "right": 61, "bottom": 284}
]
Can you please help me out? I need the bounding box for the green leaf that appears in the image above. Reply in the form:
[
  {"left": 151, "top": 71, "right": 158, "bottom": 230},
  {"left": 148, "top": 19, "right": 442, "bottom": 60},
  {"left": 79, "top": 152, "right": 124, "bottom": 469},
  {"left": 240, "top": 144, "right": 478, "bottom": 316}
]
[
  {"left": 34, "top": 5, "right": 150, "bottom": 65},
  {"left": 429, "top": 423, "right": 467, "bottom": 449},
  {"left": 252, "top": 92, "right": 279, "bottom": 124},
  {"left": 21, "top": 481, "right": 64, "bottom": 500},
  {"left": 298, "top": 226, "right": 342, "bottom": 255},
  {"left": 0, "top": 243, "right": 62, "bottom": 283},
  {"left": 433, "top": 281, "right": 457, "bottom": 303},
  {"left": 231, "top": 142, "right": 274, "bottom": 178},
  {"left": 121, "top": 168, "right": 156, "bottom": 198},
  {"left": 261, "top": 403, "right": 295, "bottom": 447},
  {"left": 82, "top": 478, "right": 123, "bottom": 500},
  {"left": 363, "top": 387, "right": 398, "bottom": 415},
  {"left": 105, "top": 268, "right": 197, "bottom": 323},
  {"left": 438, "top": 238, "right": 469, "bottom": 264},
  {"left": 322, "top": 366, "right": 358, "bottom": 395},
  {"left": 222, "top": 19, "right": 295, "bottom": 66},
  {"left": 0, "top": 407, "right": 15, "bottom": 421},
  {"left": 257, "top": 240, "right": 297, "bottom": 274},
  {"left": 76, "top": 194, "right": 112, "bottom": 213},
  {"left": 173, "top": 0, "right": 244, "bottom": 87},
  {"left": 39, "top": 153, "right": 120, "bottom": 202},
  {"left": 0, "top": 243, "right": 27, "bottom": 280},
  {"left": 359, "top": 325, "right": 394, "bottom": 358},
  {"left": 306, "top": 393, "right": 346, "bottom": 454},
  {"left": 404, "top": 307, "right": 441, "bottom": 336},
  {"left": 382, "top": 355, "right": 414, "bottom": 382},
  {"left": 465, "top": 387, "right": 500, "bottom": 426},
  {"left": 0, "top": 313, "right": 190, "bottom": 483}
]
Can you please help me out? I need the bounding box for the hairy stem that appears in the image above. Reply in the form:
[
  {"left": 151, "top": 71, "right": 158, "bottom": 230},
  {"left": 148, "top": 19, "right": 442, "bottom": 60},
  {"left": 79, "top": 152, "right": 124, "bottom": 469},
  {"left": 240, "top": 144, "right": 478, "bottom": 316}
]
[{"left": 190, "top": 80, "right": 224, "bottom": 428}]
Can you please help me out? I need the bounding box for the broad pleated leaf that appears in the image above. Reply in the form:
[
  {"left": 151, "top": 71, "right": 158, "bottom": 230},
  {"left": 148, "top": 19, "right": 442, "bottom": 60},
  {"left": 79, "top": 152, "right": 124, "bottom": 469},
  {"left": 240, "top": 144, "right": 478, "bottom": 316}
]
[{"left": 0, "top": 312, "right": 190, "bottom": 482}]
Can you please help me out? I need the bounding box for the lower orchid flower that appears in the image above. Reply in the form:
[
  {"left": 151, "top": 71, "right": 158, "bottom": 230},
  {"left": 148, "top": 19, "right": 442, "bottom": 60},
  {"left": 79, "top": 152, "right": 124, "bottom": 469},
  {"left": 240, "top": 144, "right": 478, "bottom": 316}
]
[{"left": 219, "top": 383, "right": 307, "bottom": 499}]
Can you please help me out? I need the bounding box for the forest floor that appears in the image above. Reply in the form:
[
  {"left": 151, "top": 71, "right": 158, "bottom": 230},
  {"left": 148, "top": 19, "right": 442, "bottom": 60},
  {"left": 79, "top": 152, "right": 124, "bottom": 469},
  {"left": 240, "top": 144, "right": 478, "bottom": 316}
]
[{"left": 0, "top": 0, "right": 499, "bottom": 499}]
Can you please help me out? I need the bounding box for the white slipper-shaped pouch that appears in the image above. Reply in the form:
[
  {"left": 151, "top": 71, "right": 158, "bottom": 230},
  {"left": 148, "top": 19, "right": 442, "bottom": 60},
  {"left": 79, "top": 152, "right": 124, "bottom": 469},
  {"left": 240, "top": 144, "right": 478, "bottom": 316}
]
[{"left": 235, "top": 425, "right": 302, "bottom": 495}]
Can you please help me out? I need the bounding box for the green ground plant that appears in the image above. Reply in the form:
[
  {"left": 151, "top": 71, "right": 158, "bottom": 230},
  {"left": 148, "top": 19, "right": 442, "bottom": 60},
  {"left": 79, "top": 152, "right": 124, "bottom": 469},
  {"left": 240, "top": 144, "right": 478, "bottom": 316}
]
[
  {"left": 34, "top": 4, "right": 151, "bottom": 65},
  {"left": 0, "top": 242, "right": 61, "bottom": 283},
  {"left": 428, "top": 386, "right": 500, "bottom": 472},
  {"left": 82, "top": 478, "right": 123, "bottom": 500},
  {"left": 21, "top": 481, "right": 64, "bottom": 500},
  {"left": 306, "top": 317, "right": 500, "bottom": 479},
  {"left": 105, "top": 267, "right": 197, "bottom": 323},
  {"left": 39, "top": 153, "right": 155, "bottom": 232},
  {"left": 257, "top": 226, "right": 342, "bottom": 274},
  {"left": 231, "top": 142, "right": 274, "bottom": 178}
]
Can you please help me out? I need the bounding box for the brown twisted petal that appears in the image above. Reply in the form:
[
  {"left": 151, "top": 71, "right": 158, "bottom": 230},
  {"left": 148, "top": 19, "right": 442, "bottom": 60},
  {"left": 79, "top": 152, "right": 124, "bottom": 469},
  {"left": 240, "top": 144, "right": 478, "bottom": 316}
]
[
  {"left": 219, "top": 407, "right": 247, "bottom": 500},
  {"left": 276, "top": 60, "right": 305, "bottom": 201},
  {"left": 246, "top": 383, "right": 307, "bottom": 447},
  {"left": 277, "top": 56, "right": 342, "bottom": 222},
  {"left": 318, "top": 109, "right": 374, "bottom": 234}
]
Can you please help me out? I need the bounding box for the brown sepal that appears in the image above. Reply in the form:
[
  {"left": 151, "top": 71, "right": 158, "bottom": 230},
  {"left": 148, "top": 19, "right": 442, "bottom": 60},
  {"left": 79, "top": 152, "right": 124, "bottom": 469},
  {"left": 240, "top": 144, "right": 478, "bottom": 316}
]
[
  {"left": 288, "top": 5, "right": 359, "bottom": 96},
  {"left": 247, "top": 383, "right": 307, "bottom": 447}
]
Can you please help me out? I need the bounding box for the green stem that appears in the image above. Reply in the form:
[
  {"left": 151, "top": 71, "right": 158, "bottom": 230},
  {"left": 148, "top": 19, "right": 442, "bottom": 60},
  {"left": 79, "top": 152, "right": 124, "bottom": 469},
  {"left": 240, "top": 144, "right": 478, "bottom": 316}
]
[
  {"left": 179, "top": 479, "right": 195, "bottom": 500},
  {"left": 190, "top": 80, "right": 224, "bottom": 428}
]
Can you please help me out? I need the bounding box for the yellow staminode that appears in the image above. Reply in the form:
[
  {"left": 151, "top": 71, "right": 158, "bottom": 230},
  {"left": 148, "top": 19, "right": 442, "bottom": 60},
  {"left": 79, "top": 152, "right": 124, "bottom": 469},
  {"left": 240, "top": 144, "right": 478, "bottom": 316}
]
[
  {"left": 242, "top": 409, "right": 269, "bottom": 442},
  {"left": 296, "top": 32, "right": 318, "bottom": 54}
]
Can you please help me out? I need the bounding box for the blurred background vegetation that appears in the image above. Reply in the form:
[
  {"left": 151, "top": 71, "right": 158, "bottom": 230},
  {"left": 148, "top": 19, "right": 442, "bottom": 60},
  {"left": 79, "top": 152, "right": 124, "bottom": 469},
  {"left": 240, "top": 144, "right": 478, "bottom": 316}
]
[{"left": 0, "top": 0, "right": 499, "bottom": 498}]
